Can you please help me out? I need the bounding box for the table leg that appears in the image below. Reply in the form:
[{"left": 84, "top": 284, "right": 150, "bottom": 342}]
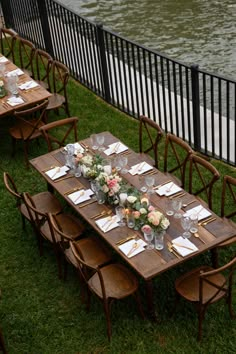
[{"left": 145, "top": 279, "right": 159, "bottom": 322}]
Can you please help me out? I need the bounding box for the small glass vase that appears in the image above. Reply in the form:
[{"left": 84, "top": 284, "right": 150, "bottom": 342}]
[{"left": 153, "top": 230, "right": 166, "bottom": 250}]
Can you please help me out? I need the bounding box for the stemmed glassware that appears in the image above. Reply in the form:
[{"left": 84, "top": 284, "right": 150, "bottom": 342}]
[
  {"left": 142, "top": 229, "right": 154, "bottom": 250},
  {"left": 96, "top": 134, "right": 105, "bottom": 151},
  {"left": 181, "top": 215, "right": 192, "bottom": 239},
  {"left": 145, "top": 175, "right": 155, "bottom": 194},
  {"left": 115, "top": 205, "right": 125, "bottom": 226}
]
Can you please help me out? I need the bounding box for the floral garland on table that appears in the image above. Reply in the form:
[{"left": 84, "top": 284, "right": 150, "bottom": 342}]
[
  {"left": 76, "top": 153, "right": 104, "bottom": 179},
  {"left": 95, "top": 171, "right": 123, "bottom": 205}
]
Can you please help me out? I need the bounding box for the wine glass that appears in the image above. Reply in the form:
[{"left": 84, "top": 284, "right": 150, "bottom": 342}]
[
  {"left": 145, "top": 175, "right": 155, "bottom": 194},
  {"left": 181, "top": 215, "right": 192, "bottom": 239},
  {"left": 143, "top": 229, "right": 154, "bottom": 250},
  {"left": 96, "top": 134, "right": 105, "bottom": 151},
  {"left": 172, "top": 198, "right": 182, "bottom": 218},
  {"left": 115, "top": 205, "right": 125, "bottom": 226}
]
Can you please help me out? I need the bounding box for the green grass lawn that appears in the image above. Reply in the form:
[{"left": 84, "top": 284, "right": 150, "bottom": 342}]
[{"left": 0, "top": 78, "right": 236, "bottom": 354}]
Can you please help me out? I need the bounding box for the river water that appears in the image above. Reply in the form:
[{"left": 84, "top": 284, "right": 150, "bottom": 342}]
[{"left": 57, "top": 0, "right": 236, "bottom": 79}]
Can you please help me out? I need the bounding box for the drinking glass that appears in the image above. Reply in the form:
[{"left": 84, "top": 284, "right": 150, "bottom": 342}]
[
  {"left": 139, "top": 175, "right": 147, "bottom": 193},
  {"left": 172, "top": 198, "right": 182, "bottom": 218},
  {"left": 190, "top": 213, "right": 198, "bottom": 233},
  {"left": 115, "top": 205, "right": 125, "bottom": 226},
  {"left": 102, "top": 158, "right": 112, "bottom": 175},
  {"left": 126, "top": 213, "right": 135, "bottom": 228},
  {"left": 90, "top": 180, "right": 99, "bottom": 199},
  {"left": 90, "top": 134, "right": 98, "bottom": 150},
  {"left": 145, "top": 175, "right": 155, "bottom": 194},
  {"left": 154, "top": 230, "right": 165, "bottom": 250},
  {"left": 113, "top": 156, "right": 121, "bottom": 172},
  {"left": 119, "top": 156, "right": 128, "bottom": 174},
  {"left": 166, "top": 198, "right": 174, "bottom": 216},
  {"left": 96, "top": 134, "right": 105, "bottom": 151},
  {"left": 74, "top": 164, "right": 82, "bottom": 178},
  {"left": 119, "top": 192, "right": 127, "bottom": 206},
  {"left": 181, "top": 215, "right": 192, "bottom": 238},
  {"left": 65, "top": 143, "right": 75, "bottom": 168},
  {"left": 143, "top": 230, "right": 154, "bottom": 250},
  {"left": 7, "top": 73, "right": 18, "bottom": 96}
]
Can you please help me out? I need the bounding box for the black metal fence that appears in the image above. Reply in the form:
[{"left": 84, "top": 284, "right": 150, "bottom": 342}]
[{"left": 1, "top": 0, "right": 236, "bottom": 165}]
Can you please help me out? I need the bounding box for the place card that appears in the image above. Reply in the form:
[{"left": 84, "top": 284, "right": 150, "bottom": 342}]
[
  {"left": 68, "top": 188, "right": 94, "bottom": 205},
  {"left": 155, "top": 182, "right": 182, "bottom": 197},
  {"left": 119, "top": 239, "right": 147, "bottom": 258},
  {"left": 184, "top": 204, "right": 211, "bottom": 221},
  {"left": 95, "top": 215, "right": 119, "bottom": 233},
  {"left": 172, "top": 236, "right": 198, "bottom": 257},
  {"left": 129, "top": 161, "right": 153, "bottom": 175},
  {"left": 45, "top": 165, "right": 69, "bottom": 180},
  {"left": 104, "top": 142, "right": 128, "bottom": 155}
]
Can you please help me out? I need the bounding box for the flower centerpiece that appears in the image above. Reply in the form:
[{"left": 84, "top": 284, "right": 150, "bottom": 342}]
[
  {"left": 96, "top": 171, "right": 123, "bottom": 205},
  {"left": 76, "top": 153, "right": 104, "bottom": 179}
]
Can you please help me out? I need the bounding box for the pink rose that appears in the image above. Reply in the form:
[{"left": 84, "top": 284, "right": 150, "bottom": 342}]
[
  {"left": 141, "top": 224, "right": 152, "bottom": 234},
  {"left": 132, "top": 211, "right": 141, "bottom": 219},
  {"left": 148, "top": 205, "right": 155, "bottom": 211}
]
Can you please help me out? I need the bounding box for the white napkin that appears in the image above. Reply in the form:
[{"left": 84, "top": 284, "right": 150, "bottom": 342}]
[
  {"left": 45, "top": 166, "right": 69, "bottom": 180},
  {"left": 0, "top": 56, "right": 8, "bottom": 63},
  {"left": 172, "top": 236, "right": 198, "bottom": 257},
  {"left": 18, "top": 80, "right": 39, "bottom": 90},
  {"left": 64, "top": 142, "right": 84, "bottom": 154},
  {"left": 7, "top": 96, "right": 25, "bottom": 106},
  {"left": 104, "top": 142, "right": 128, "bottom": 155},
  {"left": 95, "top": 215, "right": 119, "bottom": 233},
  {"left": 129, "top": 162, "right": 153, "bottom": 175},
  {"left": 155, "top": 182, "right": 182, "bottom": 197},
  {"left": 119, "top": 239, "right": 147, "bottom": 258},
  {"left": 184, "top": 205, "right": 211, "bottom": 221},
  {"left": 6, "top": 68, "right": 24, "bottom": 77},
  {"left": 68, "top": 188, "right": 94, "bottom": 205}
]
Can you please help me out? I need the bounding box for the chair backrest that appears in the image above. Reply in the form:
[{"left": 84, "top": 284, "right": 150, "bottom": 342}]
[
  {"left": 22, "top": 192, "right": 47, "bottom": 234},
  {"left": 221, "top": 175, "right": 236, "bottom": 218},
  {"left": 139, "top": 115, "right": 163, "bottom": 168},
  {"left": 187, "top": 154, "right": 220, "bottom": 209},
  {"left": 3, "top": 171, "right": 22, "bottom": 207},
  {"left": 47, "top": 213, "right": 75, "bottom": 251},
  {"left": 0, "top": 27, "right": 16, "bottom": 61},
  {"left": 164, "top": 133, "right": 193, "bottom": 186},
  {"left": 50, "top": 60, "right": 69, "bottom": 97},
  {"left": 15, "top": 36, "right": 35, "bottom": 74},
  {"left": 199, "top": 256, "right": 236, "bottom": 307},
  {"left": 39, "top": 117, "right": 79, "bottom": 152},
  {"left": 13, "top": 99, "right": 48, "bottom": 141},
  {"left": 33, "top": 48, "right": 53, "bottom": 87}
]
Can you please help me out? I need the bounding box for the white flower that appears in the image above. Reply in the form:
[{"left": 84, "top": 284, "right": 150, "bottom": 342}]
[
  {"left": 127, "top": 195, "right": 137, "bottom": 204},
  {"left": 0, "top": 80, "right": 3, "bottom": 87},
  {"left": 139, "top": 208, "right": 147, "bottom": 214},
  {"left": 160, "top": 218, "right": 170, "bottom": 230},
  {"left": 141, "top": 197, "right": 149, "bottom": 206}
]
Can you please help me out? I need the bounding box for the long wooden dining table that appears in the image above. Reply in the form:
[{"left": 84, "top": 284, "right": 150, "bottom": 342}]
[
  {"left": 30, "top": 131, "right": 236, "bottom": 319},
  {"left": 0, "top": 54, "right": 51, "bottom": 118}
]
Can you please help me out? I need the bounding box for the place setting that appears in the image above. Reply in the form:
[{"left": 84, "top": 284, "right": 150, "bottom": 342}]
[
  {"left": 104, "top": 140, "right": 129, "bottom": 155},
  {"left": 128, "top": 161, "right": 153, "bottom": 175}
]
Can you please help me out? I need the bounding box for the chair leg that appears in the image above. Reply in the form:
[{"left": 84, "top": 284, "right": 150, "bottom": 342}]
[
  {"left": 134, "top": 291, "right": 145, "bottom": 319},
  {"left": 211, "top": 248, "right": 219, "bottom": 268},
  {"left": 103, "top": 299, "right": 112, "bottom": 341},
  {"left": 197, "top": 306, "right": 206, "bottom": 341}
]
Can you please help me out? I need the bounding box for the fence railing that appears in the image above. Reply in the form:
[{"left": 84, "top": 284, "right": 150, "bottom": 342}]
[{"left": 1, "top": 0, "right": 236, "bottom": 165}]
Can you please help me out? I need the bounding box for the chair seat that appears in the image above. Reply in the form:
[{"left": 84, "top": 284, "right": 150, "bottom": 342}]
[
  {"left": 175, "top": 266, "right": 227, "bottom": 304},
  {"left": 9, "top": 119, "right": 45, "bottom": 140},
  {"left": 88, "top": 263, "right": 139, "bottom": 299},
  {"left": 46, "top": 93, "right": 65, "bottom": 111}
]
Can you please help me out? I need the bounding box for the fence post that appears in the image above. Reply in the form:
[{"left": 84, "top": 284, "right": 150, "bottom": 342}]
[
  {"left": 1, "top": 0, "right": 15, "bottom": 28},
  {"left": 36, "top": 0, "right": 54, "bottom": 57},
  {"left": 96, "top": 23, "right": 111, "bottom": 103},
  {"left": 191, "top": 64, "right": 201, "bottom": 151}
]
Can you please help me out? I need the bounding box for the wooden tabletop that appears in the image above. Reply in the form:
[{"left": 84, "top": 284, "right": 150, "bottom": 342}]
[
  {"left": 30, "top": 131, "right": 236, "bottom": 282},
  {"left": 0, "top": 55, "right": 51, "bottom": 117}
]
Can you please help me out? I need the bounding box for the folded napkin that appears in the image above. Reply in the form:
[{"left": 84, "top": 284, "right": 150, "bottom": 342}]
[
  {"left": 68, "top": 188, "right": 94, "bottom": 205},
  {"left": 18, "top": 80, "right": 39, "bottom": 90},
  {"left": 155, "top": 182, "right": 182, "bottom": 197},
  {"left": 6, "top": 68, "right": 24, "bottom": 77},
  {"left": 184, "top": 204, "right": 211, "bottom": 221},
  {"left": 0, "top": 56, "right": 8, "bottom": 63},
  {"left": 172, "top": 236, "right": 198, "bottom": 257},
  {"left": 95, "top": 215, "right": 119, "bottom": 233},
  {"left": 45, "top": 165, "right": 69, "bottom": 180},
  {"left": 119, "top": 239, "right": 147, "bottom": 258},
  {"left": 7, "top": 96, "right": 25, "bottom": 106},
  {"left": 129, "top": 161, "right": 153, "bottom": 175},
  {"left": 104, "top": 142, "right": 128, "bottom": 155},
  {"left": 64, "top": 142, "right": 84, "bottom": 155}
]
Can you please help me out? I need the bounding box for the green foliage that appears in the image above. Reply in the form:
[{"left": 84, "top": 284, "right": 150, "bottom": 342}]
[{"left": 0, "top": 77, "right": 236, "bottom": 353}]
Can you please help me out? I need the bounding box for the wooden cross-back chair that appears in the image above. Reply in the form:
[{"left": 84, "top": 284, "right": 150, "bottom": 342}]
[
  {"left": 9, "top": 99, "right": 48, "bottom": 168},
  {"left": 15, "top": 36, "right": 35, "bottom": 77},
  {"left": 3, "top": 171, "right": 62, "bottom": 230},
  {"left": 70, "top": 241, "right": 144, "bottom": 341},
  {"left": 163, "top": 133, "right": 193, "bottom": 187},
  {"left": 39, "top": 117, "right": 79, "bottom": 152},
  {"left": 48, "top": 213, "right": 112, "bottom": 280},
  {"left": 139, "top": 115, "right": 163, "bottom": 169},
  {"left": 32, "top": 48, "right": 52, "bottom": 89},
  {"left": 187, "top": 154, "right": 220, "bottom": 210},
  {"left": 175, "top": 256, "right": 236, "bottom": 341},
  {"left": 46, "top": 60, "right": 70, "bottom": 116},
  {"left": 211, "top": 175, "right": 236, "bottom": 267},
  {"left": 0, "top": 27, "right": 16, "bottom": 62}
]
